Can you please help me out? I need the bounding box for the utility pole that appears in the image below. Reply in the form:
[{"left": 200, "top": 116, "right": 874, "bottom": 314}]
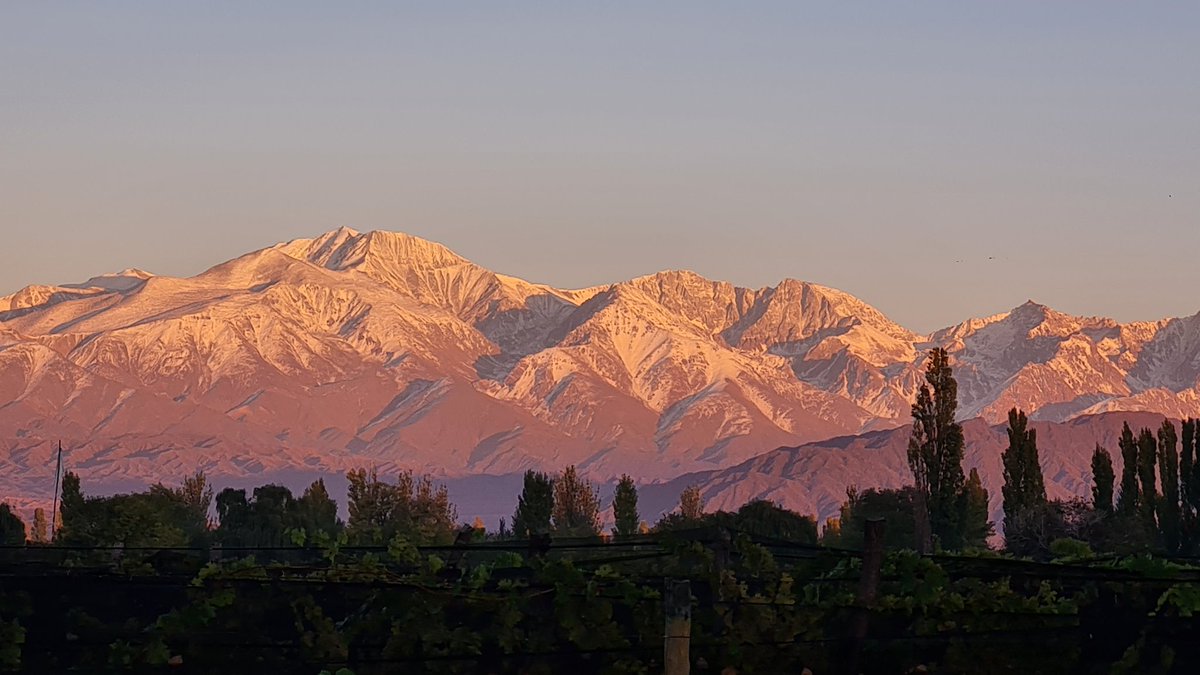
[
  {"left": 50, "top": 441, "right": 63, "bottom": 541},
  {"left": 664, "top": 579, "right": 691, "bottom": 675},
  {"left": 845, "top": 518, "right": 885, "bottom": 675}
]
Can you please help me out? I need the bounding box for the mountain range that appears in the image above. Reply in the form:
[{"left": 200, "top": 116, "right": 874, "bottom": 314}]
[{"left": 3, "top": 228, "right": 1199, "bottom": 522}]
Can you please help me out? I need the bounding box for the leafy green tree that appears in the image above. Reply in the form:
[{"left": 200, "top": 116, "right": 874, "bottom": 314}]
[
  {"left": 834, "top": 486, "right": 918, "bottom": 551},
  {"left": 1091, "top": 445, "right": 1115, "bottom": 514},
  {"left": 552, "top": 466, "right": 601, "bottom": 536},
  {"left": 725, "top": 500, "right": 818, "bottom": 544},
  {"left": 344, "top": 468, "right": 457, "bottom": 545},
  {"left": 907, "top": 348, "right": 966, "bottom": 552},
  {"left": 1002, "top": 408, "right": 1047, "bottom": 526},
  {"left": 1116, "top": 423, "right": 1140, "bottom": 516},
  {"left": 612, "top": 474, "right": 640, "bottom": 538},
  {"left": 176, "top": 471, "right": 213, "bottom": 527},
  {"left": 56, "top": 473, "right": 208, "bottom": 548},
  {"left": 292, "top": 479, "right": 341, "bottom": 540},
  {"left": 346, "top": 467, "right": 398, "bottom": 544},
  {"left": 214, "top": 488, "right": 251, "bottom": 545},
  {"left": 511, "top": 470, "right": 553, "bottom": 538},
  {"left": 57, "top": 471, "right": 84, "bottom": 541},
  {"left": 1158, "top": 421, "right": 1181, "bottom": 553},
  {"left": 30, "top": 508, "right": 49, "bottom": 544},
  {"left": 961, "top": 467, "right": 994, "bottom": 547},
  {"left": 679, "top": 485, "right": 703, "bottom": 521},
  {"left": 399, "top": 471, "right": 458, "bottom": 544},
  {"left": 0, "top": 504, "right": 25, "bottom": 546},
  {"left": 1137, "top": 427, "right": 1159, "bottom": 533}
]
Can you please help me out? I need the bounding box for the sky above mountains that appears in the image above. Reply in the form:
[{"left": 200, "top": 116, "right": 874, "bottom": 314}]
[{"left": 2, "top": 2, "right": 1197, "bottom": 333}]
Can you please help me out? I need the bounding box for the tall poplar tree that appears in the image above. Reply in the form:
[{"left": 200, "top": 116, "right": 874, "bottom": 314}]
[
  {"left": 1091, "top": 445, "right": 1115, "bottom": 515},
  {"left": 1116, "top": 423, "right": 1140, "bottom": 516},
  {"left": 907, "top": 348, "right": 966, "bottom": 552},
  {"left": 1137, "top": 427, "right": 1159, "bottom": 533},
  {"left": 612, "top": 474, "right": 640, "bottom": 538},
  {"left": 1183, "top": 418, "right": 1198, "bottom": 547},
  {"left": 1001, "top": 408, "right": 1047, "bottom": 525},
  {"left": 1158, "top": 421, "right": 1181, "bottom": 553}
]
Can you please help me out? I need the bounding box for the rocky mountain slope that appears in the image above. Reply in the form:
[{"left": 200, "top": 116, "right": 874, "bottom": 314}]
[{"left": 3, "top": 228, "right": 1200, "bottom": 511}]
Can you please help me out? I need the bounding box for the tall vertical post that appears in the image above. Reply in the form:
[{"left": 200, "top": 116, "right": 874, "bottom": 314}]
[
  {"left": 845, "top": 518, "right": 885, "bottom": 675},
  {"left": 50, "top": 441, "right": 63, "bottom": 541},
  {"left": 664, "top": 579, "right": 691, "bottom": 675}
]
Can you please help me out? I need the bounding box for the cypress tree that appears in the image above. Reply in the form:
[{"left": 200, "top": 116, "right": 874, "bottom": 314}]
[
  {"left": 1116, "top": 423, "right": 1140, "bottom": 516},
  {"left": 1158, "top": 421, "right": 1181, "bottom": 553},
  {"left": 1001, "top": 408, "right": 1047, "bottom": 526},
  {"left": 1137, "top": 427, "right": 1159, "bottom": 533},
  {"left": 612, "top": 474, "right": 640, "bottom": 538},
  {"left": 512, "top": 470, "right": 554, "bottom": 538},
  {"left": 1091, "top": 445, "right": 1115, "bottom": 514},
  {"left": 907, "top": 348, "right": 966, "bottom": 551}
]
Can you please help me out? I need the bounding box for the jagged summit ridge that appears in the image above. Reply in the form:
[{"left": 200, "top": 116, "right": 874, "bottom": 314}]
[{"left": 3, "top": 227, "right": 1200, "bottom": 501}]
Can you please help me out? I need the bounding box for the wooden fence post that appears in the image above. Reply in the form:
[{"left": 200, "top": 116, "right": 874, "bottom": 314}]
[
  {"left": 664, "top": 578, "right": 692, "bottom": 675},
  {"left": 845, "top": 517, "right": 885, "bottom": 675}
]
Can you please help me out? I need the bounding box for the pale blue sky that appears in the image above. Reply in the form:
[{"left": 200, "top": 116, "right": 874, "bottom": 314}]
[{"left": 1, "top": 2, "right": 1196, "bottom": 332}]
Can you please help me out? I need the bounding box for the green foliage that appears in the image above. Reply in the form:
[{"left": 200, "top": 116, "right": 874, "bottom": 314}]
[
  {"left": 1048, "top": 537, "right": 1094, "bottom": 561},
  {"left": 1182, "top": 418, "right": 1197, "bottom": 547},
  {"left": 1091, "top": 444, "right": 1115, "bottom": 514},
  {"left": 907, "top": 347, "right": 966, "bottom": 552},
  {"left": 835, "top": 486, "right": 918, "bottom": 550},
  {"left": 511, "top": 470, "right": 553, "bottom": 537},
  {"left": 961, "top": 467, "right": 994, "bottom": 548},
  {"left": 1138, "top": 427, "right": 1159, "bottom": 532},
  {"left": 551, "top": 465, "right": 600, "bottom": 537},
  {"left": 29, "top": 508, "right": 49, "bottom": 545},
  {"left": 1158, "top": 421, "right": 1182, "bottom": 553},
  {"left": 1117, "top": 423, "right": 1140, "bottom": 515},
  {"left": 678, "top": 485, "right": 703, "bottom": 521},
  {"left": 1002, "top": 408, "right": 1047, "bottom": 525},
  {"left": 345, "top": 468, "right": 457, "bottom": 545},
  {"left": 612, "top": 474, "right": 640, "bottom": 538},
  {"left": 0, "top": 503, "right": 25, "bottom": 546}
]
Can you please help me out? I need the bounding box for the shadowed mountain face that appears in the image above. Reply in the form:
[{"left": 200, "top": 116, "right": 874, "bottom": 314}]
[{"left": 2, "top": 228, "right": 1199, "bottom": 514}]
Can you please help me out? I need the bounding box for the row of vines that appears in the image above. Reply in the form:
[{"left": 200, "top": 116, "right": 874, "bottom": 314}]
[{"left": 3, "top": 531, "right": 1200, "bottom": 673}]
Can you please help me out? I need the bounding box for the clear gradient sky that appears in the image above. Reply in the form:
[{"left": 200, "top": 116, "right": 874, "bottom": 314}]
[{"left": 1, "top": 2, "right": 1197, "bottom": 333}]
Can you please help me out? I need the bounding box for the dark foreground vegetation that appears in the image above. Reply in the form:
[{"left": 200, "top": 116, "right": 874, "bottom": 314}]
[{"left": 3, "top": 348, "right": 1200, "bottom": 673}]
